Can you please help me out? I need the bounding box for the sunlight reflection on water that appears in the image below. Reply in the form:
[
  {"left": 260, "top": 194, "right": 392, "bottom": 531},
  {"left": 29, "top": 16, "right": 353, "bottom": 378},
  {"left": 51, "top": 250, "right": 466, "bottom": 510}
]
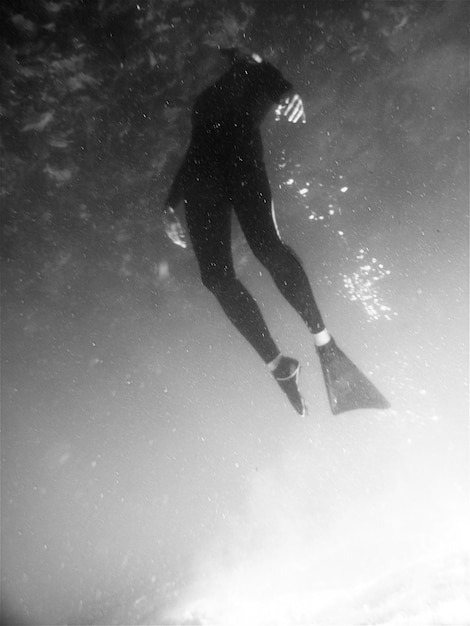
[
  {"left": 279, "top": 169, "right": 397, "bottom": 323},
  {"left": 168, "top": 549, "right": 469, "bottom": 626},
  {"left": 341, "top": 246, "right": 397, "bottom": 322}
]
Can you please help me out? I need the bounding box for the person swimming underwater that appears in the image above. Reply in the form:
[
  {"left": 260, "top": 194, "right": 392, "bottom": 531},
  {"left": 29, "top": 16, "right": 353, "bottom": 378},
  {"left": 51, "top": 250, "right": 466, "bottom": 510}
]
[{"left": 162, "top": 47, "right": 389, "bottom": 417}]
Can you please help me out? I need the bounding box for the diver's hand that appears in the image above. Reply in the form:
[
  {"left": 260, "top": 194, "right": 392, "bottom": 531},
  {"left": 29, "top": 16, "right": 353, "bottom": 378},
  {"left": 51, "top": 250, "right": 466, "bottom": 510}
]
[
  {"left": 275, "top": 93, "right": 306, "bottom": 124},
  {"left": 163, "top": 206, "right": 187, "bottom": 249}
]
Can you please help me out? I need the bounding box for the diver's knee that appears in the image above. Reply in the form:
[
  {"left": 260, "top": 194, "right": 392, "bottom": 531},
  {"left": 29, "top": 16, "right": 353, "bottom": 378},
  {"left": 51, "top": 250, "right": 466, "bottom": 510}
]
[
  {"left": 254, "top": 242, "right": 292, "bottom": 269},
  {"left": 200, "top": 272, "right": 237, "bottom": 295}
]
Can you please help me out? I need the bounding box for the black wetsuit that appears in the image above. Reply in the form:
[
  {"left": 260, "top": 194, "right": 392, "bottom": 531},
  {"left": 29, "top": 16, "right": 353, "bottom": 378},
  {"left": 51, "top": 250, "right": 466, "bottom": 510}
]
[{"left": 167, "top": 58, "right": 325, "bottom": 364}]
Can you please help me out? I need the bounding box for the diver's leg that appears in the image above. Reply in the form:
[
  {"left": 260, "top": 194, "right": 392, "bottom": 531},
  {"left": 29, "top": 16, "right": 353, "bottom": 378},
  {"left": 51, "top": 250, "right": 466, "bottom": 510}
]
[
  {"left": 185, "top": 196, "right": 280, "bottom": 365},
  {"left": 185, "top": 194, "right": 306, "bottom": 414},
  {"left": 234, "top": 171, "right": 329, "bottom": 344}
]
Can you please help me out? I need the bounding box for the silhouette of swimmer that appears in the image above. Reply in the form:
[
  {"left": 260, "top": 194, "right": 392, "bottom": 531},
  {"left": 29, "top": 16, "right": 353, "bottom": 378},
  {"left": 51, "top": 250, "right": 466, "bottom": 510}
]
[{"left": 163, "top": 48, "right": 390, "bottom": 416}]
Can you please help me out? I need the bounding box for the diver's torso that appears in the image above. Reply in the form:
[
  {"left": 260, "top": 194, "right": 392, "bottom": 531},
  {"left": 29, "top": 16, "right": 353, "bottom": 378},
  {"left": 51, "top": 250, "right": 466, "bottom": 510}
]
[{"left": 174, "top": 59, "right": 292, "bottom": 195}]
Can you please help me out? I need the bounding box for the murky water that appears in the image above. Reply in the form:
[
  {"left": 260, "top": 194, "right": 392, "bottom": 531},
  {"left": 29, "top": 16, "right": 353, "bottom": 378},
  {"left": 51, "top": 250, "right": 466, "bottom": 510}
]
[{"left": 2, "top": 2, "right": 468, "bottom": 625}]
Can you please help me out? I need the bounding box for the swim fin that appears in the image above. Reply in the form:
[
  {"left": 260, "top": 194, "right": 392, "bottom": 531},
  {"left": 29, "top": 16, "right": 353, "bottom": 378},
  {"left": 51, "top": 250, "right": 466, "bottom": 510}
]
[
  {"left": 316, "top": 338, "right": 390, "bottom": 415},
  {"left": 273, "top": 356, "right": 306, "bottom": 417}
]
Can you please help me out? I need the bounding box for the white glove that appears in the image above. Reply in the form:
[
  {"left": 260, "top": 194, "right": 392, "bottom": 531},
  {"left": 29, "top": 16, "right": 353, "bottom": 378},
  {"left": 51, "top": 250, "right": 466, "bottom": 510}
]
[
  {"left": 275, "top": 93, "right": 306, "bottom": 124},
  {"left": 163, "top": 206, "right": 187, "bottom": 249}
]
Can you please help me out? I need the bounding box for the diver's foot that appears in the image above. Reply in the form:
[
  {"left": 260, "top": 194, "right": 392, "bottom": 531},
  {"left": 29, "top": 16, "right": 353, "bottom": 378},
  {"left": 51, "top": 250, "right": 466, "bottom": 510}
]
[{"left": 273, "top": 356, "right": 306, "bottom": 417}]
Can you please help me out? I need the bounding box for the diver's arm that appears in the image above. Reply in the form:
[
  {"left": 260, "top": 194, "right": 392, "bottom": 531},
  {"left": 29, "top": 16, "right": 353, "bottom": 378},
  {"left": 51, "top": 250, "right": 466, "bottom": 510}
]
[{"left": 275, "top": 92, "right": 306, "bottom": 124}]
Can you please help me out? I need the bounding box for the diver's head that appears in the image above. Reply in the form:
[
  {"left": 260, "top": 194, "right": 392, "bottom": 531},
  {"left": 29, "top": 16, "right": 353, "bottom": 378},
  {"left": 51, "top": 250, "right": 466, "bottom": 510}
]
[{"left": 219, "top": 46, "right": 263, "bottom": 66}]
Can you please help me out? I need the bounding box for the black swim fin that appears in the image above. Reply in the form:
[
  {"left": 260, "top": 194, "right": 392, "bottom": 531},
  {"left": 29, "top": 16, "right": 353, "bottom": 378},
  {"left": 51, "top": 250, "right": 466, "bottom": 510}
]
[
  {"left": 316, "top": 338, "right": 390, "bottom": 415},
  {"left": 273, "top": 356, "right": 307, "bottom": 417}
]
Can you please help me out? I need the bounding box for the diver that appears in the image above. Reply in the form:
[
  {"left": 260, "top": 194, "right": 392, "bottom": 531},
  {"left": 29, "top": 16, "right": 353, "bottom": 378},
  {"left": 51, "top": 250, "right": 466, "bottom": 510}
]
[{"left": 162, "top": 47, "right": 389, "bottom": 417}]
